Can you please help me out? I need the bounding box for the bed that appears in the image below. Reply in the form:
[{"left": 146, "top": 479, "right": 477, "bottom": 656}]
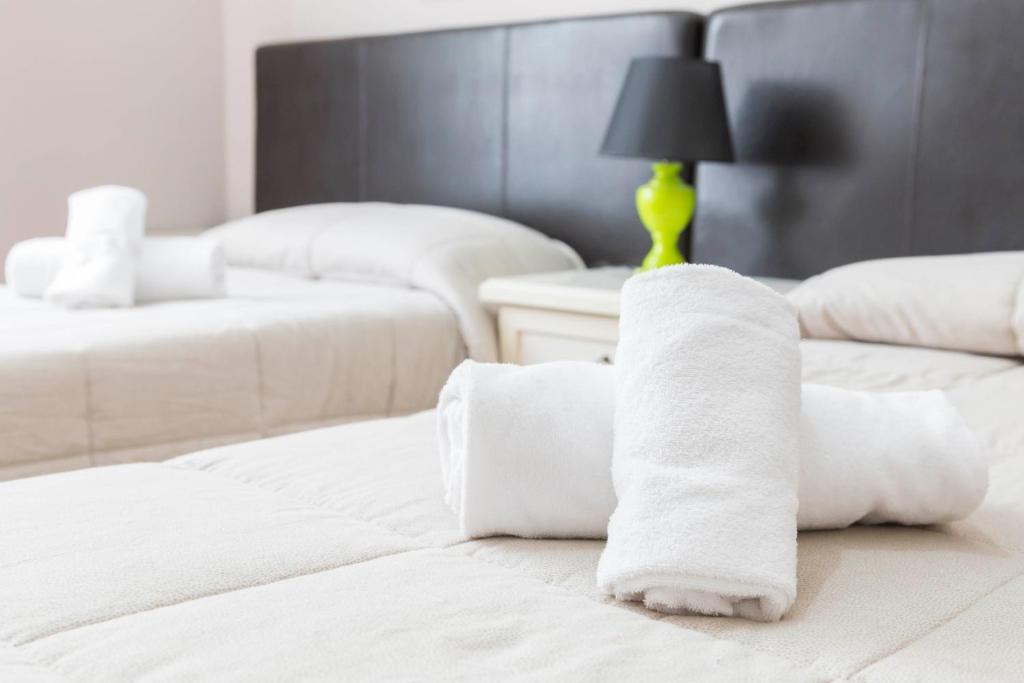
[
  {"left": 4, "top": 0, "right": 1024, "bottom": 680},
  {"left": 0, "top": 264, "right": 464, "bottom": 478},
  {"left": 0, "top": 203, "right": 578, "bottom": 481},
  {"left": 2, "top": 338, "right": 1023, "bottom": 682}
]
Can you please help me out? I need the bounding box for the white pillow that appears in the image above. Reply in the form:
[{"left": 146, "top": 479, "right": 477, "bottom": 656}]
[
  {"left": 788, "top": 252, "right": 1024, "bottom": 357},
  {"left": 307, "top": 203, "right": 580, "bottom": 284},
  {"left": 203, "top": 202, "right": 583, "bottom": 361},
  {"left": 204, "top": 203, "right": 377, "bottom": 277}
]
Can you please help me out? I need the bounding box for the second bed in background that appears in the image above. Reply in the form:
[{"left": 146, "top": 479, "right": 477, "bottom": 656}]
[{"left": 0, "top": 203, "right": 578, "bottom": 480}]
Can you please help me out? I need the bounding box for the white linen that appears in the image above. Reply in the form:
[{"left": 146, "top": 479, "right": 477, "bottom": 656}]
[
  {"left": 44, "top": 186, "right": 147, "bottom": 309},
  {"left": 3, "top": 335, "right": 1024, "bottom": 682},
  {"left": 0, "top": 268, "right": 463, "bottom": 480},
  {"left": 438, "top": 362, "right": 988, "bottom": 536},
  {"left": 206, "top": 202, "right": 583, "bottom": 361},
  {"left": 598, "top": 265, "right": 801, "bottom": 622},
  {"left": 44, "top": 232, "right": 136, "bottom": 308},
  {"left": 789, "top": 251, "right": 1024, "bottom": 356},
  {"left": 6, "top": 236, "right": 227, "bottom": 301},
  {"left": 4, "top": 239, "right": 64, "bottom": 297},
  {"left": 797, "top": 383, "right": 988, "bottom": 528},
  {"left": 134, "top": 236, "right": 226, "bottom": 301},
  {"left": 202, "top": 203, "right": 370, "bottom": 277},
  {"left": 799, "top": 338, "right": 1020, "bottom": 391},
  {"left": 438, "top": 361, "right": 617, "bottom": 539}
]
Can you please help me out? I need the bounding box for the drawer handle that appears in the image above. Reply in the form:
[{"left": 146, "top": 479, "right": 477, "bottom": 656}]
[{"left": 597, "top": 355, "right": 613, "bottom": 365}]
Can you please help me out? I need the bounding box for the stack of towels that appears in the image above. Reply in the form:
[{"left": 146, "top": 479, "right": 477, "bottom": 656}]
[
  {"left": 438, "top": 265, "right": 989, "bottom": 622},
  {"left": 5, "top": 185, "right": 226, "bottom": 308}
]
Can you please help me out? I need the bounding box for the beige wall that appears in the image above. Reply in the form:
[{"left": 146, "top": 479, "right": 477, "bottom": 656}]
[
  {"left": 221, "top": 0, "right": 760, "bottom": 220},
  {"left": 0, "top": 0, "right": 224, "bottom": 265}
]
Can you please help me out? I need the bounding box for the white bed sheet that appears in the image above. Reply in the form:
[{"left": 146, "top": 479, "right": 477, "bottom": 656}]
[
  {"left": 1, "top": 339, "right": 1023, "bottom": 681},
  {"left": 0, "top": 267, "right": 464, "bottom": 480}
]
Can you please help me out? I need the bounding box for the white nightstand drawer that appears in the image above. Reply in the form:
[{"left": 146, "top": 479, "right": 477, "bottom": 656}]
[
  {"left": 497, "top": 307, "right": 618, "bottom": 365},
  {"left": 519, "top": 332, "right": 616, "bottom": 365}
]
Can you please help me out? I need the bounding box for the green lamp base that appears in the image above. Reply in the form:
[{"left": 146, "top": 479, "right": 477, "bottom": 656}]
[{"left": 635, "top": 161, "right": 695, "bottom": 271}]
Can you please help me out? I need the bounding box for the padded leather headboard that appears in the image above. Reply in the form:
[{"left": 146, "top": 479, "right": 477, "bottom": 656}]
[
  {"left": 256, "top": 13, "right": 702, "bottom": 265},
  {"left": 694, "top": 0, "right": 1024, "bottom": 277}
]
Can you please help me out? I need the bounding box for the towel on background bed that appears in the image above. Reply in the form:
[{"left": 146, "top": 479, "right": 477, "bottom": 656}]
[
  {"left": 44, "top": 185, "right": 147, "bottom": 308},
  {"left": 438, "top": 362, "right": 988, "bottom": 537},
  {"left": 6, "top": 236, "right": 226, "bottom": 302},
  {"left": 597, "top": 265, "right": 802, "bottom": 622}
]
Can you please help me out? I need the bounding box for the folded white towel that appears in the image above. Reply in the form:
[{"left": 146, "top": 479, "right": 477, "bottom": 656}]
[
  {"left": 44, "top": 185, "right": 147, "bottom": 308},
  {"left": 438, "top": 362, "right": 988, "bottom": 537},
  {"left": 4, "top": 238, "right": 65, "bottom": 298},
  {"left": 7, "top": 236, "right": 225, "bottom": 302},
  {"left": 438, "top": 361, "right": 618, "bottom": 539},
  {"left": 44, "top": 236, "right": 136, "bottom": 309},
  {"left": 134, "top": 236, "right": 227, "bottom": 301},
  {"left": 597, "top": 265, "right": 802, "bottom": 622},
  {"left": 797, "top": 383, "right": 988, "bottom": 529}
]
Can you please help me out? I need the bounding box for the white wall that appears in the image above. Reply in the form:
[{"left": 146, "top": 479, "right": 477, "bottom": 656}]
[
  {"left": 0, "top": 0, "right": 224, "bottom": 265},
  {"left": 221, "top": 0, "right": 764, "bottom": 220}
]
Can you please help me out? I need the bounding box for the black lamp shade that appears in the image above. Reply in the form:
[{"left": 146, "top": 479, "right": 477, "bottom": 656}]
[{"left": 601, "top": 58, "right": 734, "bottom": 163}]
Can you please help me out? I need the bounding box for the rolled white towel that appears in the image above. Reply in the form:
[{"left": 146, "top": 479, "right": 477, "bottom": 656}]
[
  {"left": 45, "top": 185, "right": 147, "bottom": 308},
  {"left": 63, "top": 185, "right": 147, "bottom": 245},
  {"left": 797, "top": 383, "right": 988, "bottom": 529},
  {"left": 600, "top": 264, "right": 803, "bottom": 622},
  {"left": 438, "top": 361, "right": 617, "bottom": 539},
  {"left": 438, "top": 362, "right": 988, "bottom": 537},
  {"left": 4, "top": 238, "right": 65, "bottom": 297},
  {"left": 6, "top": 237, "right": 226, "bottom": 302},
  {"left": 135, "top": 237, "right": 226, "bottom": 301}
]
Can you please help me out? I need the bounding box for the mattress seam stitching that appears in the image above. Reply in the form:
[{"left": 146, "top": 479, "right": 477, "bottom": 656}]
[
  {"left": 1, "top": 640, "right": 80, "bottom": 683},
  {"left": 244, "top": 322, "right": 270, "bottom": 438},
  {"left": 9, "top": 461, "right": 445, "bottom": 647},
  {"left": 845, "top": 565, "right": 1024, "bottom": 679},
  {"left": 167, "top": 461, "right": 438, "bottom": 545},
  {"left": 10, "top": 546, "right": 435, "bottom": 653},
  {"left": 80, "top": 348, "right": 97, "bottom": 467},
  {"left": 384, "top": 312, "right": 399, "bottom": 417}
]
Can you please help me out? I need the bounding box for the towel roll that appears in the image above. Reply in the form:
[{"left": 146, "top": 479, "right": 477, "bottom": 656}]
[
  {"left": 134, "top": 237, "right": 227, "bottom": 301},
  {"left": 604, "top": 265, "right": 803, "bottom": 621},
  {"left": 6, "top": 237, "right": 226, "bottom": 302},
  {"left": 63, "top": 185, "right": 147, "bottom": 246},
  {"left": 45, "top": 185, "right": 147, "bottom": 308},
  {"left": 797, "top": 383, "right": 988, "bottom": 529},
  {"left": 438, "top": 361, "right": 988, "bottom": 538},
  {"left": 439, "top": 361, "right": 617, "bottom": 539},
  {"left": 4, "top": 238, "right": 66, "bottom": 298}
]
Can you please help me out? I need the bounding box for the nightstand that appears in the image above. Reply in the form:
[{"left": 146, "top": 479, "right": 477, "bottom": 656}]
[{"left": 479, "top": 267, "right": 800, "bottom": 365}]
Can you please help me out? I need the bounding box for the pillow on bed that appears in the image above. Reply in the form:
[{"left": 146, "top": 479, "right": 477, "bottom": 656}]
[
  {"left": 788, "top": 252, "right": 1024, "bottom": 357},
  {"left": 205, "top": 202, "right": 583, "bottom": 361},
  {"left": 305, "top": 203, "right": 581, "bottom": 286},
  {"left": 205, "top": 203, "right": 377, "bottom": 277}
]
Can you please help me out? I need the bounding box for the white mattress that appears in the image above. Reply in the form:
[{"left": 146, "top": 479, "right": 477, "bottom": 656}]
[
  {"left": 2, "top": 339, "right": 1023, "bottom": 681},
  {"left": 0, "top": 268, "right": 464, "bottom": 480}
]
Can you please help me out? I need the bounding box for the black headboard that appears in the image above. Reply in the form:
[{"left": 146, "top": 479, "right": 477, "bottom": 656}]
[
  {"left": 256, "top": 12, "right": 702, "bottom": 265},
  {"left": 694, "top": 0, "right": 1024, "bottom": 277}
]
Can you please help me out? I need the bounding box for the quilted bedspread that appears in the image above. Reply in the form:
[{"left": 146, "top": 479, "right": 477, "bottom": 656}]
[
  {"left": 0, "top": 268, "right": 463, "bottom": 481},
  {"left": 2, "top": 339, "right": 1023, "bottom": 681}
]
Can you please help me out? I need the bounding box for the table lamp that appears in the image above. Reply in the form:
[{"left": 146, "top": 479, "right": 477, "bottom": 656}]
[{"left": 602, "top": 58, "right": 734, "bottom": 270}]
